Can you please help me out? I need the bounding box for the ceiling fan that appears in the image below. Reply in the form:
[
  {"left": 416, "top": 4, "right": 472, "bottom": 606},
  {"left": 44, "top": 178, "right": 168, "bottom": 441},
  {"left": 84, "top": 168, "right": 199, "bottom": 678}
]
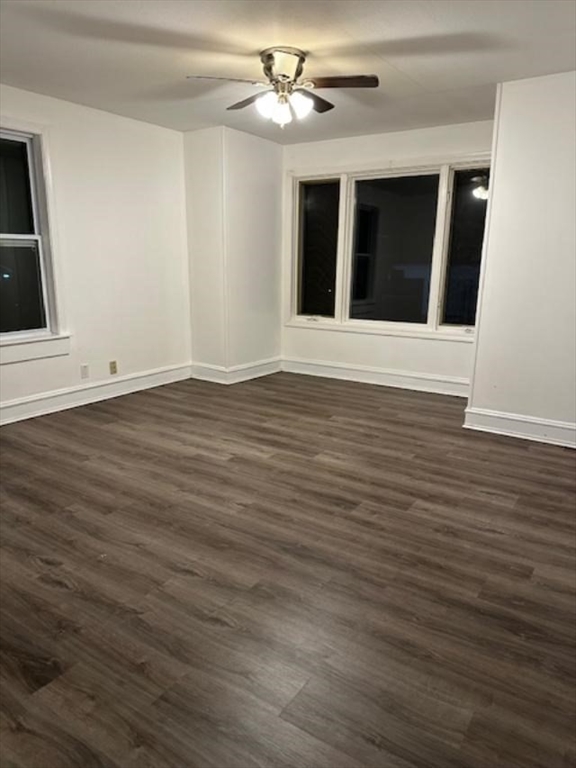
[{"left": 187, "top": 47, "right": 379, "bottom": 127}]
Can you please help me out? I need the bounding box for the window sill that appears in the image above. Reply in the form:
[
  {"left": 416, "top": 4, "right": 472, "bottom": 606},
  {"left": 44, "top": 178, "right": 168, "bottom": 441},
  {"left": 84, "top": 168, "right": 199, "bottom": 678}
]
[
  {"left": 0, "top": 332, "right": 71, "bottom": 365},
  {"left": 285, "top": 318, "right": 475, "bottom": 343}
]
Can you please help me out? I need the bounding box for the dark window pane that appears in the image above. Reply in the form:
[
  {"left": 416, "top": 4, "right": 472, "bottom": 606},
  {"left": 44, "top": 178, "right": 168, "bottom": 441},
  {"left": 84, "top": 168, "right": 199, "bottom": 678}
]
[
  {"left": 356, "top": 207, "right": 376, "bottom": 255},
  {"left": 353, "top": 254, "right": 371, "bottom": 301},
  {"left": 352, "top": 205, "right": 378, "bottom": 302},
  {"left": 0, "top": 138, "right": 35, "bottom": 234},
  {"left": 0, "top": 242, "right": 46, "bottom": 333},
  {"left": 298, "top": 180, "right": 339, "bottom": 317},
  {"left": 442, "top": 168, "right": 490, "bottom": 326},
  {"left": 350, "top": 175, "right": 439, "bottom": 323}
]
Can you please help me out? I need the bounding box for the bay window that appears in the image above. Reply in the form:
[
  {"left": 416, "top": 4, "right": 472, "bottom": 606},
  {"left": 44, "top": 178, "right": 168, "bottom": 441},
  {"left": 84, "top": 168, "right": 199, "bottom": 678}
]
[{"left": 293, "top": 161, "right": 490, "bottom": 334}]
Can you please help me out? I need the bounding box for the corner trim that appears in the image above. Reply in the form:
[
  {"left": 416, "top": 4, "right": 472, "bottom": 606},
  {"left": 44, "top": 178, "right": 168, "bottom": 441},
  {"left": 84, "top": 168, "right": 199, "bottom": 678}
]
[
  {"left": 464, "top": 407, "right": 576, "bottom": 448},
  {"left": 191, "top": 357, "right": 282, "bottom": 385},
  {"left": 281, "top": 357, "right": 468, "bottom": 397},
  {"left": 0, "top": 364, "right": 192, "bottom": 426}
]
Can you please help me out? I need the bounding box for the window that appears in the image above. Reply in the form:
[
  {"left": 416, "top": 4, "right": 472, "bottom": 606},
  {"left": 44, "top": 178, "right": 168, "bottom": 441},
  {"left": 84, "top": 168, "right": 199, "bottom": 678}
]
[
  {"left": 442, "top": 168, "right": 490, "bottom": 326},
  {"left": 293, "top": 162, "right": 490, "bottom": 332},
  {"left": 297, "top": 180, "right": 340, "bottom": 317},
  {"left": 0, "top": 130, "right": 52, "bottom": 335},
  {"left": 350, "top": 175, "right": 439, "bottom": 324}
]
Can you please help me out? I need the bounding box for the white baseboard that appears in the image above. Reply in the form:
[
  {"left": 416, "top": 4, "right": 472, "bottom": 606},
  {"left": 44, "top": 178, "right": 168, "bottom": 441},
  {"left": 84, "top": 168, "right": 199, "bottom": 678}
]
[
  {"left": 0, "top": 364, "right": 192, "bottom": 426},
  {"left": 464, "top": 407, "right": 576, "bottom": 448},
  {"left": 191, "top": 357, "right": 282, "bottom": 385},
  {"left": 281, "top": 357, "right": 469, "bottom": 397},
  {"left": 4, "top": 352, "right": 571, "bottom": 452}
]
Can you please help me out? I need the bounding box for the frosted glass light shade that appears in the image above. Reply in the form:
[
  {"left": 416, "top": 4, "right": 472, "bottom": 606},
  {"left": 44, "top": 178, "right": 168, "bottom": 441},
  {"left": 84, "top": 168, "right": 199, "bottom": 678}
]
[
  {"left": 272, "top": 99, "right": 293, "bottom": 126},
  {"left": 255, "top": 91, "right": 278, "bottom": 119},
  {"left": 472, "top": 186, "right": 489, "bottom": 200},
  {"left": 289, "top": 91, "right": 313, "bottom": 119}
]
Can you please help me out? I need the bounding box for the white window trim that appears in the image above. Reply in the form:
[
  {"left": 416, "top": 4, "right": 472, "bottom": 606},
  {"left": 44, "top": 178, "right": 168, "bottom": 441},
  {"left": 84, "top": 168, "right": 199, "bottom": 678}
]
[
  {"left": 0, "top": 331, "right": 71, "bottom": 365},
  {"left": 0, "top": 117, "right": 70, "bottom": 364},
  {"left": 286, "top": 153, "right": 491, "bottom": 342}
]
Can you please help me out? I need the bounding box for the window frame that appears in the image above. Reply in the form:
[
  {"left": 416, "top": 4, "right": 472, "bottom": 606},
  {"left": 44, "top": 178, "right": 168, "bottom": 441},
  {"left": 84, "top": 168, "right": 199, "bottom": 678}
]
[
  {"left": 1, "top": 128, "right": 52, "bottom": 337},
  {"left": 0, "top": 120, "right": 69, "bottom": 363},
  {"left": 437, "top": 165, "right": 491, "bottom": 329},
  {"left": 296, "top": 177, "right": 342, "bottom": 318},
  {"left": 287, "top": 154, "right": 490, "bottom": 342},
  {"left": 342, "top": 167, "right": 443, "bottom": 331}
]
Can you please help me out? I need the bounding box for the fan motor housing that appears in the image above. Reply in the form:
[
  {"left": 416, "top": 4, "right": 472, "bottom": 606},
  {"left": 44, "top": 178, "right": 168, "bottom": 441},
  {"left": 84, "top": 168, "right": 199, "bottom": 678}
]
[{"left": 260, "top": 47, "right": 306, "bottom": 83}]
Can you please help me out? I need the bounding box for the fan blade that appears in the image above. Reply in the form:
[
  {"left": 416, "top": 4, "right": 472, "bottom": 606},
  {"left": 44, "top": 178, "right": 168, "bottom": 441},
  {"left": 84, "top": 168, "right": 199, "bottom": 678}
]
[
  {"left": 187, "top": 75, "right": 265, "bottom": 85},
  {"left": 302, "top": 90, "right": 335, "bottom": 113},
  {"left": 306, "top": 75, "right": 379, "bottom": 89},
  {"left": 226, "top": 93, "right": 263, "bottom": 111}
]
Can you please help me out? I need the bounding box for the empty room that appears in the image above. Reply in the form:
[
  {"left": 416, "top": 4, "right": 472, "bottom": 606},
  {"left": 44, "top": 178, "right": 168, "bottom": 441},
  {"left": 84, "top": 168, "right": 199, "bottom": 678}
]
[{"left": 0, "top": 0, "right": 575, "bottom": 766}]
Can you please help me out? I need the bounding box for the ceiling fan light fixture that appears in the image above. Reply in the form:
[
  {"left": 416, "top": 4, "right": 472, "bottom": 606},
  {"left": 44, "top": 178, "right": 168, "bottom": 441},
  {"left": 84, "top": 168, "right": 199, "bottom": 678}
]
[
  {"left": 289, "top": 90, "right": 314, "bottom": 119},
  {"left": 255, "top": 91, "right": 277, "bottom": 119},
  {"left": 199, "top": 45, "right": 377, "bottom": 123},
  {"left": 271, "top": 96, "right": 292, "bottom": 127},
  {"left": 471, "top": 176, "right": 489, "bottom": 200}
]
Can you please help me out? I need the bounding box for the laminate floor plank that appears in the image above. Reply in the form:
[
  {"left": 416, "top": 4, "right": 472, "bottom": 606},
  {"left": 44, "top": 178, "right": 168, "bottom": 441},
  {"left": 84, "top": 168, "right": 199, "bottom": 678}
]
[{"left": 1, "top": 372, "right": 575, "bottom": 768}]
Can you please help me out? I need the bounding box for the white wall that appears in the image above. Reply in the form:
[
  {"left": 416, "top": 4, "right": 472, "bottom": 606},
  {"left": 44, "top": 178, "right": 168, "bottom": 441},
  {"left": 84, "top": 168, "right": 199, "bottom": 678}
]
[
  {"left": 466, "top": 72, "right": 576, "bottom": 446},
  {"left": 184, "top": 126, "right": 282, "bottom": 380},
  {"left": 0, "top": 85, "right": 191, "bottom": 416},
  {"left": 282, "top": 121, "right": 494, "bottom": 395},
  {"left": 283, "top": 121, "right": 494, "bottom": 174},
  {"left": 224, "top": 128, "right": 282, "bottom": 368},
  {"left": 184, "top": 127, "right": 226, "bottom": 368}
]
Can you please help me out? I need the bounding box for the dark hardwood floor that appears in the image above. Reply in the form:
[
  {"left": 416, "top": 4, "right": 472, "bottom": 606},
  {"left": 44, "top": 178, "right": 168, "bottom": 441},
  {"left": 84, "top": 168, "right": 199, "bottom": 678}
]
[{"left": 0, "top": 372, "right": 575, "bottom": 768}]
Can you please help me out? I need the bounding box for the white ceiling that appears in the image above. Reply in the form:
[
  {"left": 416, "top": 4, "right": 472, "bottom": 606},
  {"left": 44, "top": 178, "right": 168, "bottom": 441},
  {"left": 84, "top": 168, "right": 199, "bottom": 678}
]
[{"left": 0, "top": 0, "right": 575, "bottom": 144}]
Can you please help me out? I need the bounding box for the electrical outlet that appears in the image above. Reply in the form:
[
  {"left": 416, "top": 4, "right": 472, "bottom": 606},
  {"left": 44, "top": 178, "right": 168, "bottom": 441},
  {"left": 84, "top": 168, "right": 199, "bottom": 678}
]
[
  {"left": 80, "top": 364, "right": 89, "bottom": 380},
  {"left": 109, "top": 360, "right": 118, "bottom": 375}
]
